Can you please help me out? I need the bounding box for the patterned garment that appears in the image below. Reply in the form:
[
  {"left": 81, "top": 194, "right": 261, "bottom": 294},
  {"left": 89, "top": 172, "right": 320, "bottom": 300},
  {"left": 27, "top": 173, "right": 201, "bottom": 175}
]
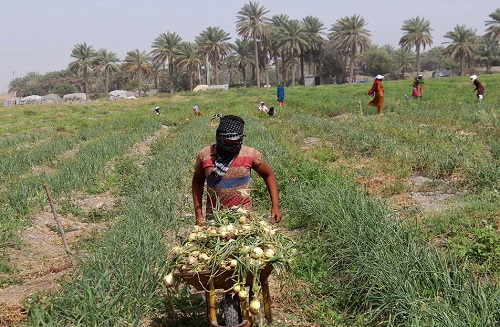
[{"left": 194, "top": 144, "right": 264, "bottom": 213}]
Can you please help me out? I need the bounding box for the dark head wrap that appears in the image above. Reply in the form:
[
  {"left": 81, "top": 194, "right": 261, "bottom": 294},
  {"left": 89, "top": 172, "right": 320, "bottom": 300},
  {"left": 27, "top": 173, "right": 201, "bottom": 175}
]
[{"left": 211, "top": 115, "right": 245, "bottom": 182}]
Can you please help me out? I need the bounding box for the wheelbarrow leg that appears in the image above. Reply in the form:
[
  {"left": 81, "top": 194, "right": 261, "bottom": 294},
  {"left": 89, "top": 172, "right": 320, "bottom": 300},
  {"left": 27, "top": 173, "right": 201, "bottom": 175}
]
[
  {"left": 207, "top": 279, "right": 219, "bottom": 327},
  {"left": 261, "top": 277, "right": 272, "bottom": 323},
  {"left": 205, "top": 290, "right": 211, "bottom": 327}
]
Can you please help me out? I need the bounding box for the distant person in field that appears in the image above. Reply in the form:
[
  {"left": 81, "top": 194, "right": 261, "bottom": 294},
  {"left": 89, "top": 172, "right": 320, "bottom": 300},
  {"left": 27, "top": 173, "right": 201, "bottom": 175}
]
[
  {"left": 412, "top": 77, "right": 419, "bottom": 99},
  {"left": 268, "top": 106, "right": 276, "bottom": 118},
  {"left": 277, "top": 83, "right": 285, "bottom": 107},
  {"left": 193, "top": 105, "right": 202, "bottom": 116},
  {"left": 154, "top": 106, "right": 161, "bottom": 114},
  {"left": 257, "top": 101, "right": 269, "bottom": 113},
  {"left": 470, "top": 75, "right": 484, "bottom": 103},
  {"left": 192, "top": 114, "right": 282, "bottom": 225},
  {"left": 416, "top": 74, "right": 425, "bottom": 99},
  {"left": 367, "top": 74, "right": 385, "bottom": 115}
]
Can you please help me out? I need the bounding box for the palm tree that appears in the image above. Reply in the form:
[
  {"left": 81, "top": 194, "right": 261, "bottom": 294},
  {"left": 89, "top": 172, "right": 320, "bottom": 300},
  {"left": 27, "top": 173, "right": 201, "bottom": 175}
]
[
  {"left": 228, "top": 39, "right": 253, "bottom": 87},
  {"left": 475, "top": 37, "right": 500, "bottom": 73},
  {"left": 176, "top": 42, "right": 203, "bottom": 91},
  {"left": 68, "top": 42, "right": 97, "bottom": 96},
  {"left": 485, "top": 8, "right": 500, "bottom": 43},
  {"left": 95, "top": 48, "right": 120, "bottom": 94},
  {"left": 302, "top": 16, "right": 325, "bottom": 76},
  {"left": 443, "top": 25, "right": 477, "bottom": 76},
  {"left": 421, "top": 46, "right": 449, "bottom": 71},
  {"left": 392, "top": 48, "right": 416, "bottom": 79},
  {"left": 122, "top": 49, "right": 153, "bottom": 96},
  {"left": 151, "top": 31, "right": 183, "bottom": 94},
  {"left": 270, "top": 14, "right": 290, "bottom": 84},
  {"left": 196, "top": 27, "right": 232, "bottom": 85},
  {"left": 276, "top": 19, "right": 308, "bottom": 87},
  {"left": 399, "top": 16, "right": 433, "bottom": 75},
  {"left": 236, "top": 1, "right": 270, "bottom": 87},
  {"left": 329, "top": 15, "right": 371, "bottom": 84}
]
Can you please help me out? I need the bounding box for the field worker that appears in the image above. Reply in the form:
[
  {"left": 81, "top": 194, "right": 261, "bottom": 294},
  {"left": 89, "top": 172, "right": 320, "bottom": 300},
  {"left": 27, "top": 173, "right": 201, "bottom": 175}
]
[
  {"left": 193, "top": 105, "right": 202, "bottom": 116},
  {"left": 257, "top": 101, "right": 269, "bottom": 113},
  {"left": 412, "top": 77, "right": 418, "bottom": 99},
  {"left": 416, "top": 74, "right": 425, "bottom": 99},
  {"left": 154, "top": 106, "right": 161, "bottom": 114},
  {"left": 277, "top": 83, "right": 285, "bottom": 107},
  {"left": 367, "top": 74, "right": 385, "bottom": 115},
  {"left": 192, "top": 114, "right": 282, "bottom": 226},
  {"left": 470, "top": 75, "right": 484, "bottom": 103}
]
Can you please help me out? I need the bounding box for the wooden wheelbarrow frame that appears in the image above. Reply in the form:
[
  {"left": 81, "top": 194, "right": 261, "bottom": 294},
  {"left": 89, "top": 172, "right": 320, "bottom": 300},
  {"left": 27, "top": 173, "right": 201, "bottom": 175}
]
[{"left": 174, "top": 265, "right": 273, "bottom": 327}]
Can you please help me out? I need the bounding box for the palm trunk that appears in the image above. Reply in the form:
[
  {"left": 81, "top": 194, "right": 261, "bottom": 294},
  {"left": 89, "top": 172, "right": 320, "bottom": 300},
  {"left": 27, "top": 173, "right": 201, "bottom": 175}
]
[
  {"left": 308, "top": 51, "right": 314, "bottom": 76},
  {"left": 416, "top": 46, "right": 421, "bottom": 75},
  {"left": 460, "top": 54, "right": 464, "bottom": 76},
  {"left": 291, "top": 54, "right": 296, "bottom": 87},
  {"left": 189, "top": 67, "right": 193, "bottom": 91},
  {"left": 84, "top": 70, "right": 89, "bottom": 96},
  {"left": 105, "top": 69, "right": 109, "bottom": 94},
  {"left": 274, "top": 54, "right": 279, "bottom": 84},
  {"left": 300, "top": 52, "right": 304, "bottom": 85},
  {"left": 349, "top": 50, "right": 355, "bottom": 84},
  {"left": 138, "top": 70, "right": 142, "bottom": 97},
  {"left": 169, "top": 59, "right": 174, "bottom": 95},
  {"left": 254, "top": 37, "right": 260, "bottom": 87},
  {"left": 265, "top": 55, "right": 270, "bottom": 87},
  {"left": 214, "top": 54, "right": 220, "bottom": 85},
  {"left": 242, "top": 64, "right": 247, "bottom": 87}
]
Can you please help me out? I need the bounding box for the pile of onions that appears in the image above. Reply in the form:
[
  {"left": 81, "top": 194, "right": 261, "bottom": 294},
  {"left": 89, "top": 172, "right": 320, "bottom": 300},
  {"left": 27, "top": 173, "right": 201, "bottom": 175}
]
[{"left": 163, "top": 207, "right": 295, "bottom": 316}]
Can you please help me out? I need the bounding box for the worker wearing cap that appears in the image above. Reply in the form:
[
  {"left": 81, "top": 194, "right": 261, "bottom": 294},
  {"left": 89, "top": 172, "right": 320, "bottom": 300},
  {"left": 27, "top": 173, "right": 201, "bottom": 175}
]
[
  {"left": 470, "top": 75, "right": 484, "bottom": 103},
  {"left": 416, "top": 74, "right": 425, "bottom": 100}
]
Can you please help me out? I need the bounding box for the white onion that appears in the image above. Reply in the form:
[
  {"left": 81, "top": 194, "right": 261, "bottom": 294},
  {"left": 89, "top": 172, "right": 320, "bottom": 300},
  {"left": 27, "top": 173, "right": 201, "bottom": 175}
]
[
  {"left": 229, "top": 259, "right": 238, "bottom": 268},
  {"left": 163, "top": 273, "right": 174, "bottom": 286},
  {"left": 249, "top": 298, "right": 260, "bottom": 313},
  {"left": 264, "top": 248, "right": 275, "bottom": 258},
  {"left": 252, "top": 247, "right": 263, "bottom": 258},
  {"left": 238, "top": 289, "right": 247, "bottom": 298}
]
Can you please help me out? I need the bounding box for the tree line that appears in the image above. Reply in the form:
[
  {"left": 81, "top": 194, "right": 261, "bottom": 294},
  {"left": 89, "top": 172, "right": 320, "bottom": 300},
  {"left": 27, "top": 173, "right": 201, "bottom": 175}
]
[{"left": 8, "top": 2, "right": 500, "bottom": 98}]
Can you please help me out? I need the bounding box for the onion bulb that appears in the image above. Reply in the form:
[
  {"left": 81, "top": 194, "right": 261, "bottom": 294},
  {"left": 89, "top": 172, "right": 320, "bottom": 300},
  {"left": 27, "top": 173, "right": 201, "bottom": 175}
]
[
  {"left": 249, "top": 298, "right": 260, "bottom": 313},
  {"left": 187, "top": 256, "right": 197, "bottom": 265},
  {"left": 238, "top": 289, "right": 247, "bottom": 298},
  {"left": 229, "top": 259, "right": 238, "bottom": 268},
  {"left": 187, "top": 233, "right": 197, "bottom": 242},
  {"left": 163, "top": 272, "right": 174, "bottom": 287},
  {"left": 236, "top": 207, "right": 248, "bottom": 213},
  {"left": 169, "top": 246, "right": 182, "bottom": 255},
  {"left": 232, "top": 283, "right": 241, "bottom": 293},
  {"left": 264, "top": 248, "right": 275, "bottom": 259},
  {"left": 199, "top": 253, "right": 209, "bottom": 261},
  {"left": 252, "top": 247, "right": 263, "bottom": 258}
]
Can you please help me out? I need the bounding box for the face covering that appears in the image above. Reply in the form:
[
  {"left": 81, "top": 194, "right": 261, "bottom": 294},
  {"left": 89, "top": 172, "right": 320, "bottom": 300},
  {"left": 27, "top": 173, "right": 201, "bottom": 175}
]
[{"left": 211, "top": 116, "right": 245, "bottom": 182}]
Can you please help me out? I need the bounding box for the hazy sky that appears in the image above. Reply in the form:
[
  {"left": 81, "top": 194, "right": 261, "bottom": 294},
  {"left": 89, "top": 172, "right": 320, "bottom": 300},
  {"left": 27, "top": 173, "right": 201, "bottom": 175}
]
[{"left": 1, "top": 0, "right": 498, "bottom": 93}]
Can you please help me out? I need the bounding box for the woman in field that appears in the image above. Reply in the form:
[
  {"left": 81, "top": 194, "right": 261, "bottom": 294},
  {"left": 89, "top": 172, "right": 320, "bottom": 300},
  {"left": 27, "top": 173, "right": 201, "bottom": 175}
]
[{"left": 367, "top": 74, "right": 385, "bottom": 115}]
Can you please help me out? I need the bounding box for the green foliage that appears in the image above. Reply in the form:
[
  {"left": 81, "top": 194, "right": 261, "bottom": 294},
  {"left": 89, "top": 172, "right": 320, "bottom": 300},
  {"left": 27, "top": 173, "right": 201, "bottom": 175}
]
[
  {"left": 52, "top": 82, "right": 77, "bottom": 97},
  {"left": 1, "top": 74, "right": 499, "bottom": 326}
]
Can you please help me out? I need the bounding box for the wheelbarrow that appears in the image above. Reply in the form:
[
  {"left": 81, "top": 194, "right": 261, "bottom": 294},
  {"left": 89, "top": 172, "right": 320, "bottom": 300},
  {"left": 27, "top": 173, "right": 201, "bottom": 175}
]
[{"left": 174, "top": 264, "right": 273, "bottom": 327}]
